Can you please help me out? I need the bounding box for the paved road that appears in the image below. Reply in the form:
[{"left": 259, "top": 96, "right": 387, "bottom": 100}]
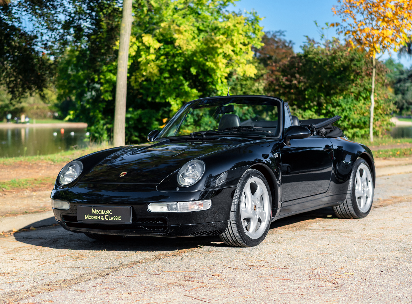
[{"left": 1, "top": 173, "right": 411, "bottom": 303}]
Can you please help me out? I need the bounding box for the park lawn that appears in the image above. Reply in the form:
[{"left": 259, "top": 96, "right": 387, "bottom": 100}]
[
  {"left": 0, "top": 177, "right": 55, "bottom": 191},
  {"left": 374, "top": 148, "right": 412, "bottom": 158},
  {"left": 31, "top": 119, "right": 65, "bottom": 124},
  {"left": 398, "top": 118, "right": 412, "bottom": 122},
  {"left": 352, "top": 137, "right": 412, "bottom": 147}
]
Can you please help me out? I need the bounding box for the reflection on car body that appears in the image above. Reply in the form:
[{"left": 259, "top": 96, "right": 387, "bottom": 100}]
[{"left": 51, "top": 96, "right": 375, "bottom": 247}]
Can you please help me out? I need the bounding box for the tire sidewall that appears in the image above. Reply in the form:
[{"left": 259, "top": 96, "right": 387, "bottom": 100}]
[
  {"left": 349, "top": 158, "right": 374, "bottom": 218},
  {"left": 233, "top": 169, "right": 272, "bottom": 247}
]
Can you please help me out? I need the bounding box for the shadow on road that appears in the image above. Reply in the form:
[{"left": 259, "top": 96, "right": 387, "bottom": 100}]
[{"left": 13, "top": 207, "right": 336, "bottom": 251}]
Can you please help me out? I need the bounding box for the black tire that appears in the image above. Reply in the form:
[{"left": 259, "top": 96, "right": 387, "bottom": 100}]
[
  {"left": 220, "top": 169, "right": 272, "bottom": 247},
  {"left": 333, "top": 158, "right": 374, "bottom": 219},
  {"left": 84, "top": 232, "right": 125, "bottom": 241}
]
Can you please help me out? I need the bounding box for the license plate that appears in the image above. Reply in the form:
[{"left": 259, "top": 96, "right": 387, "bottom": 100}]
[{"left": 77, "top": 206, "right": 132, "bottom": 224}]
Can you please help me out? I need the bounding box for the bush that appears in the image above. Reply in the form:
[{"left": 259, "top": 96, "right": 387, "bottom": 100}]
[{"left": 266, "top": 39, "right": 395, "bottom": 138}]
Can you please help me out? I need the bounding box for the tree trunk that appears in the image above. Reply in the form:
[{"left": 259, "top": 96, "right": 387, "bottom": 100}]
[
  {"left": 113, "top": 0, "right": 134, "bottom": 147},
  {"left": 370, "top": 53, "right": 376, "bottom": 142}
]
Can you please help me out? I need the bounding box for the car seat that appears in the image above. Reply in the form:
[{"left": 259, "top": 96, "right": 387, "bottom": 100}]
[
  {"left": 218, "top": 114, "right": 240, "bottom": 130},
  {"left": 291, "top": 116, "right": 300, "bottom": 126}
]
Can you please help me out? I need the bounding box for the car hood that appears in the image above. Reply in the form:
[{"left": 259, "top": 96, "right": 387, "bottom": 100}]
[{"left": 79, "top": 139, "right": 249, "bottom": 184}]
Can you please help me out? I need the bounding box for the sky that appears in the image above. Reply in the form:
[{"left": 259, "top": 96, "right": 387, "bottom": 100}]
[{"left": 230, "top": 0, "right": 412, "bottom": 68}]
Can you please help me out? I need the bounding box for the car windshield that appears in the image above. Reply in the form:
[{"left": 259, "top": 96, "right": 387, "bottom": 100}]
[{"left": 159, "top": 97, "right": 281, "bottom": 139}]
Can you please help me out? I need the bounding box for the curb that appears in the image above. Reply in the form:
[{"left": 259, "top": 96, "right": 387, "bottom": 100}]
[{"left": 0, "top": 211, "right": 56, "bottom": 233}]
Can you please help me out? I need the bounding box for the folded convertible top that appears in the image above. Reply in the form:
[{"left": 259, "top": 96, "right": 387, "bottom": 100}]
[{"left": 300, "top": 115, "right": 343, "bottom": 138}]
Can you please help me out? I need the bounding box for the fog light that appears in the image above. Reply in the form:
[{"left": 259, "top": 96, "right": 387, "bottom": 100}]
[
  {"left": 148, "top": 200, "right": 212, "bottom": 212},
  {"left": 51, "top": 199, "right": 70, "bottom": 210}
]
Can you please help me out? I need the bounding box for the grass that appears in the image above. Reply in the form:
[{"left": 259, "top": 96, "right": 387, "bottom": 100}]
[
  {"left": 352, "top": 137, "right": 412, "bottom": 147},
  {"left": 32, "top": 119, "right": 65, "bottom": 124},
  {"left": 0, "top": 143, "right": 112, "bottom": 166},
  {"left": 0, "top": 177, "right": 55, "bottom": 191},
  {"left": 398, "top": 118, "right": 412, "bottom": 122},
  {"left": 374, "top": 148, "right": 412, "bottom": 158}
]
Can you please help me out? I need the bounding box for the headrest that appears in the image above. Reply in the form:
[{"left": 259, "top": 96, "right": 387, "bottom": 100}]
[
  {"left": 291, "top": 116, "right": 300, "bottom": 126},
  {"left": 218, "top": 114, "right": 240, "bottom": 130}
]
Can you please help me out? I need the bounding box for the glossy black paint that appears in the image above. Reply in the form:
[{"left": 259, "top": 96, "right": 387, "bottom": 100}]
[{"left": 51, "top": 96, "right": 375, "bottom": 237}]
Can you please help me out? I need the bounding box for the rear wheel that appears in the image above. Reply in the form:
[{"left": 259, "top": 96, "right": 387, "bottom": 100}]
[
  {"left": 333, "top": 158, "right": 374, "bottom": 219},
  {"left": 220, "top": 169, "right": 272, "bottom": 247}
]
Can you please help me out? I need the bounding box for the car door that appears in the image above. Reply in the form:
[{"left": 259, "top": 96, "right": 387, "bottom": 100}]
[{"left": 280, "top": 136, "right": 333, "bottom": 203}]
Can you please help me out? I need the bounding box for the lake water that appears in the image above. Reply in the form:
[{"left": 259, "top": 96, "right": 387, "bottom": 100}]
[
  {"left": 0, "top": 127, "right": 89, "bottom": 158},
  {"left": 391, "top": 126, "right": 412, "bottom": 138},
  {"left": 0, "top": 125, "right": 411, "bottom": 158}
]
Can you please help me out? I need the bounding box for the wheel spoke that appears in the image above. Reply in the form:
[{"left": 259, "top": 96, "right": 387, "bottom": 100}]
[
  {"left": 240, "top": 208, "right": 254, "bottom": 220},
  {"left": 356, "top": 170, "right": 362, "bottom": 186},
  {"left": 360, "top": 195, "right": 366, "bottom": 209},
  {"left": 257, "top": 209, "right": 267, "bottom": 223},
  {"left": 361, "top": 170, "right": 367, "bottom": 183},
  {"left": 355, "top": 188, "right": 363, "bottom": 198},
  {"left": 249, "top": 216, "right": 258, "bottom": 233},
  {"left": 245, "top": 185, "right": 252, "bottom": 211},
  {"left": 254, "top": 185, "right": 263, "bottom": 201}
]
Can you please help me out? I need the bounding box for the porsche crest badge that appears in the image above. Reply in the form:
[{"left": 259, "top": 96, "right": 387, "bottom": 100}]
[{"left": 119, "top": 172, "right": 127, "bottom": 177}]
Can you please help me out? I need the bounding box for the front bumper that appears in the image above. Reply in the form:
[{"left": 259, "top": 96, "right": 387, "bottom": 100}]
[{"left": 52, "top": 183, "right": 234, "bottom": 237}]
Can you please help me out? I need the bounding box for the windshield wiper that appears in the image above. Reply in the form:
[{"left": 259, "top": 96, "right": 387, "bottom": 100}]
[
  {"left": 189, "top": 131, "right": 220, "bottom": 138},
  {"left": 220, "top": 126, "right": 275, "bottom": 135}
]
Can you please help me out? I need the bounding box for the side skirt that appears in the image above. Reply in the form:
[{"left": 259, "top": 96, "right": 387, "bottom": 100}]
[{"left": 275, "top": 192, "right": 346, "bottom": 220}]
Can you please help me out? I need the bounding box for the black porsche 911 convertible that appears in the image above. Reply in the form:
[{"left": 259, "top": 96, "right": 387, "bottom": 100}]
[{"left": 51, "top": 95, "right": 375, "bottom": 247}]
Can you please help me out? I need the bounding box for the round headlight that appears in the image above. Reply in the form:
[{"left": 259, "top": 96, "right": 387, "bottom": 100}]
[
  {"left": 177, "top": 160, "right": 205, "bottom": 187},
  {"left": 59, "top": 161, "right": 83, "bottom": 185}
]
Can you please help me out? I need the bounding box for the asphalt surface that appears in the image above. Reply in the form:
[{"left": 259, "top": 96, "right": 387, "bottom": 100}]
[{"left": 1, "top": 173, "right": 411, "bottom": 303}]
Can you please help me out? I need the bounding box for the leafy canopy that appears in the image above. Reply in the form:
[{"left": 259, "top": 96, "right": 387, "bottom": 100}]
[
  {"left": 331, "top": 0, "right": 412, "bottom": 56},
  {"left": 269, "top": 39, "right": 394, "bottom": 138},
  {"left": 57, "top": 0, "right": 264, "bottom": 143}
]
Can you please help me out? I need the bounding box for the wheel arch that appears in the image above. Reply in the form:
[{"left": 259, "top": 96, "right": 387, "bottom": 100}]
[
  {"left": 249, "top": 163, "right": 280, "bottom": 216},
  {"left": 359, "top": 152, "right": 375, "bottom": 187}
]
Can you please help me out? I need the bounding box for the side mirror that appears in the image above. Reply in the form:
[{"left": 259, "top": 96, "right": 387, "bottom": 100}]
[
  {"left": 147, "top": 130, "right": 160, "bottom": 142},
  {"left": 284, "top": 126, "right": 311, "bottom": 146}
]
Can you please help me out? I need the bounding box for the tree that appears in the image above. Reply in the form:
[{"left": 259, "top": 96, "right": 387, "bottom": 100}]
[
  {"left": 255, "top": 31, "right": 295, "bottom": 96},
  {"left": 113, "top": 0, "right": 133, "bottom": 147},
  {"left": 385, "top": 58, "right": 412, "bottom": 115},
  {"left": 332, "top": 0, "right": 412, "bottom": 141},
  {"left": 397, "top": 36, "right": 412, "bottom": 59},
  {"left": 58, "top": 0, "right": 264, "bottom": 143},
  {"left": 272, "top": 39, "right": 394, "bottom": 138},
  {"left": 0, "top": 0, "right": 120, "bottom": 101}
]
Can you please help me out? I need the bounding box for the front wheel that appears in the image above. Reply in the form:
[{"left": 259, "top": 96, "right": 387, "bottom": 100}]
[
  {"left": 333, "top": 158, "right": 374, "bottom": 219},
  {"left": 220, "top": 169, "right": 272, "bottom": 247}
]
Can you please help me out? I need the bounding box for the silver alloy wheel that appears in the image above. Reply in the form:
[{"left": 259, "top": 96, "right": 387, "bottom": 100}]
[
  {"left": 239, "top": 176, "right": 271, "bottom": 239},
  {"left": 354, "top": 163, "right": 373, "bottom": 213}
]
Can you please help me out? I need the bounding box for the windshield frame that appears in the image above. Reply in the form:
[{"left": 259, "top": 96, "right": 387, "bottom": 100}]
[{"left": 156, "top": 96, "right": 284, "bottom": 140}]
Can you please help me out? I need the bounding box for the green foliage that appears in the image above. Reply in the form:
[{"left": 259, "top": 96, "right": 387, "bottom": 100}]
[
  {"left": 384, "top": 58, "right": 412, "bottom": 115},
  {"left": 0, "top": 86, "right": 58, "bottom": 120},
  {"left": 267, "top": 39, "right": 395, "bottom": 138},
  {"left": 58, "top": 0, "right": 264, "bottom": 143}
]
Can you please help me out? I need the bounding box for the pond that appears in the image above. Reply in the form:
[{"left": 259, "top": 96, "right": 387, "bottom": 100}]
[
  {"left": 0, "top": 126, "right": 89, "bottom": 158},
  {"left": 391, "top": 126, "right": 412, "bottom": 138},
  {"left": 1, "top": 125, "right": 411, "bottom": 159}
]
